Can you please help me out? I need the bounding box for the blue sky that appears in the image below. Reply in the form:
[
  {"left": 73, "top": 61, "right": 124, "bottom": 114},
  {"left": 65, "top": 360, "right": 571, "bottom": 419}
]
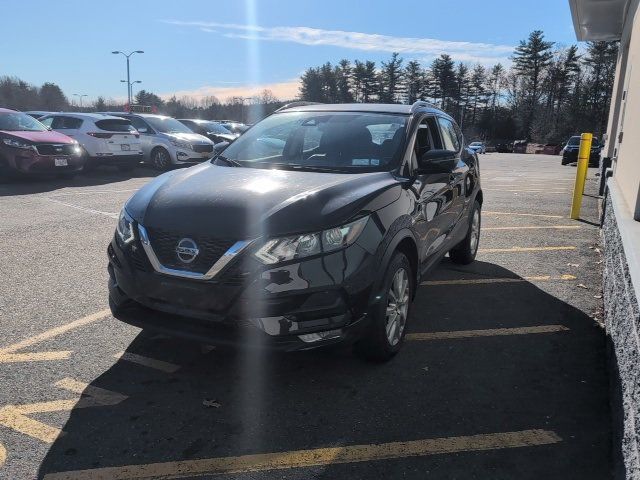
[{"left": 1, "top": 0, "right": 579, "bottom": 103}]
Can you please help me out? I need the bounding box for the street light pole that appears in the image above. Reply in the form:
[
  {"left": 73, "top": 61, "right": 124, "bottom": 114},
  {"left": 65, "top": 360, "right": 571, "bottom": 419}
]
[
  {"left": 112, "top": 50, "right": 144, "bottom": 106},
  {"left": 73, "top": 94, "right": 88, "bottom": 109}
]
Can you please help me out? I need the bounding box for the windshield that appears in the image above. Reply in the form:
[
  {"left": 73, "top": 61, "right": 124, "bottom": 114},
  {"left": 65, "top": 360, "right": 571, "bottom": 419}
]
[
  {"left": 200, "top": 121, "right": 233, "bottom": 135},
  {"left": 217, "top": 111, "right": 407, "bottom": 172},
  {"left": 567, "top": 137, "right": 581, "bottom": 145},
  {"left": 145, "top": 116, "right": 193, "bottom": 134},
  {"left": 0, "top": 112, "right": 48, "bottom": 132}
]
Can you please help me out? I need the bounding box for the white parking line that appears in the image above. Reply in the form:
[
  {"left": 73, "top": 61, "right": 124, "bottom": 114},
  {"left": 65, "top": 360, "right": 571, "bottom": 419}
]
[
  {"left": 115, "top": 352, "right": 181, "bottom": 373},
  {"left": 44, "top": 197, "right": 118, "bottom": 219}
]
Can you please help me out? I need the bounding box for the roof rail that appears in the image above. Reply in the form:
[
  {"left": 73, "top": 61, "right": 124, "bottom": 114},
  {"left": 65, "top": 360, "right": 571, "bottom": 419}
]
[
  {"left": 410, "top": 100, "right": 439, "bottom": 113},
  {"left": 275, "top": 101, "right": 324, "bottom": 112}
]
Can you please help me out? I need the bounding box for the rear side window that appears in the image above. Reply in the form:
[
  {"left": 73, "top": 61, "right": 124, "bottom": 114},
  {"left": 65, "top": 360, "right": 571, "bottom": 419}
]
[
  {"left": 129, "top": 117, "right": 150, "bottom": 132},
  {"left": 437, "top": 117, "right": 460, "bottom": 152},
  {"left": 95, "top": 119, "right": 135, "bottom": 132},
  {"left": 52, "top": 116, "right": 83, "bottom": 129}
]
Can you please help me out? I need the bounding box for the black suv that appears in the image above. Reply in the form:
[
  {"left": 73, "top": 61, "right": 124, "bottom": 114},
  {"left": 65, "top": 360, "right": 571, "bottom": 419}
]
[
  {"left": 108, "top": 102, "right": 482, "bottom": 360},
  {"left": 561, "top": 135, "right": 601, "bottom": 166}
]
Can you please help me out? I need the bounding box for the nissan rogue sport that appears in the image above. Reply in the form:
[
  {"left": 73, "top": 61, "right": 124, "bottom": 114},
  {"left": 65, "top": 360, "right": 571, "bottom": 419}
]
[{"left": 108, "top": 101, "right": 482, "bottom": 361}]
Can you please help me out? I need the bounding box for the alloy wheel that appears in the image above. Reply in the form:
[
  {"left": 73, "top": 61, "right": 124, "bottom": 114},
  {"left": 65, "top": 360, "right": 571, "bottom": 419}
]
[
  {"left": 385, "top": 267, "right": 410, "bottom": 346},
  {"left": 153, "top": 149, "right": 170, "bottom": 170}
]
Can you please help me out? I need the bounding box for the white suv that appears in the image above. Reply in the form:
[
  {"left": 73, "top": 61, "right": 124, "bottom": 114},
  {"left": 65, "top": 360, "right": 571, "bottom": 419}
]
[
  {"left": 104, "top": 113, "right": 215, "bottom": 170},
  {"left": 39, "top": 113, "right": 143, "bottom": 171}
]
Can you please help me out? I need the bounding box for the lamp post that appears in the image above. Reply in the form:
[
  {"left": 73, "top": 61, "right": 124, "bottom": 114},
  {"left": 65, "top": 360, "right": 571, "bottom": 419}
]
[
  {"left": 72, "top": 93, "right": 88, "bottom": 110},
  {"left": 131, "top": 80, "right": 142, "bottom": 101},
  {"left": 121, "top": 80, "right": 142, "bottom": 103},
  {"left": 111, "top": 50, "right": 144, "bottom": 106}
]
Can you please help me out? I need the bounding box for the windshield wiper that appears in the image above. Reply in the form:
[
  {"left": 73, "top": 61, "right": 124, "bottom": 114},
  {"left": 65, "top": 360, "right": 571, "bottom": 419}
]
[
  {"left": 214, "top": 156, "right": 244, "bottom": 167},
  {"left": 260, "top": 163, "right": 341, "bottom": 173}
]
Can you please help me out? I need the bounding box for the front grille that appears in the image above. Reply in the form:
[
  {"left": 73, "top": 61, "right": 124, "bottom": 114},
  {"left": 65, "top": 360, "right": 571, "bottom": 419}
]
[
  {"left": 146, "top": 228, "right": 236, "bottom": 274},
  {"left": 36, "top": 144, "right": 76, "bottom": 156},
  {"left": 193, "top": 144, "right": 214, "bottom": 153}
]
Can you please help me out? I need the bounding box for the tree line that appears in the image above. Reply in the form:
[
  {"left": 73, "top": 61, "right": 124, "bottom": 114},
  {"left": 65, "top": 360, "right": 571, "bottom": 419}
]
[
  {"left": 298, "top": 30, "right": 618, "bottom": 144},
  {"left": 0, "top": 76, "right": 286, "bottom": 124}
]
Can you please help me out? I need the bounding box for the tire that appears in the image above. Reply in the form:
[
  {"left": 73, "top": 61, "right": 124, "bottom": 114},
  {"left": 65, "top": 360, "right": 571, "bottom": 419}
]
[
  {"left": 355, "top": 251, "right": 413, "bottom": 362},
  {"left": 151, "top": 148, "right": 172, "bottom": 171},
  {"left": 449, "top": 200, "right": 481, "bottom": 265}
]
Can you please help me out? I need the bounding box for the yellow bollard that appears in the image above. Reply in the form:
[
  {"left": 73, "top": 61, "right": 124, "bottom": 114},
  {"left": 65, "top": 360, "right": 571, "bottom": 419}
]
[{"left": 570, "top": 132, "right": 592, "bottom": 219}]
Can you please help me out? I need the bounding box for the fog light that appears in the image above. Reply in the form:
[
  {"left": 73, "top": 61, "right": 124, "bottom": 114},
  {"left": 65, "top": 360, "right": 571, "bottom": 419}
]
[
  {"left": 177, "top": 151, "right": 189, "bottom": 158},
  {"left": 298, "top": 328, "right": 342, "bottom": 343}
]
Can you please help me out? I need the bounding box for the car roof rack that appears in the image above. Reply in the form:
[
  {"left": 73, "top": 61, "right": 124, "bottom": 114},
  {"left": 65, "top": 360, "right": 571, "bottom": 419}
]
[
  {"left": 410, "top": 100, "right": 439, "bottom": 113},
  {"left": 275, "top": 101, "right": 324, "bottom": 112}
]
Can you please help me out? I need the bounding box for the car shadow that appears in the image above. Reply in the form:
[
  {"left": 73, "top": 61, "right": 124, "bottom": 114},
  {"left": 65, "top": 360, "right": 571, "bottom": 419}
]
[
  {"left": 37, "top": 261, "right": 611, "bottom": 479},
  {"left": 0, "top": 166, "right": 159, "bottom": 197}
]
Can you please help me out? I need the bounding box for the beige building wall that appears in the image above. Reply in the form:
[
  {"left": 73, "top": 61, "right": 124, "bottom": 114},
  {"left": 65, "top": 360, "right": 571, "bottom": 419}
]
[{"left": 610, "top": 1, "right": 640, "bottom": 215}]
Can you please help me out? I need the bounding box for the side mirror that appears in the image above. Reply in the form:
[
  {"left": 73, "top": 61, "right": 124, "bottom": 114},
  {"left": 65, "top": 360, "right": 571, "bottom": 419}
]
[
  {"left": 417, "top": 149, "right": 456, "bottom": 174},
  {"left": 213, "top": 141, "right": 230, "bottom": 152}
]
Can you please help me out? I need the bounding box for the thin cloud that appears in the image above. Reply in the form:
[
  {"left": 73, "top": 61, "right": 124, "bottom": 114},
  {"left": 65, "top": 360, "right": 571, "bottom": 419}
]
[
  {"left": 161, "top": 80, "right": 301, "bottom": 102},
  {"left": 161, "top": 20, "right": 513, "bottom": 64}
]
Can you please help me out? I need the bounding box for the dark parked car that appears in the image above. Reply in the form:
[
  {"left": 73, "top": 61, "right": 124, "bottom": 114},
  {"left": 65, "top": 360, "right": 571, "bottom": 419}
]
[
  {"left": 0, "top": 108, "right": 84, "bottom": 177},
  {"left": 495, "top": 142, "right": 513, "bottom": 153},
  {"left": 178, "top": 119, "right": 239, "bottom": 144},
  {"left": 562, "top": 135, "right": 601, "bottom": 166},
  {"left": 219, "top": 121, "right": 250, "bottom": 134},
  {"left": 108, "top": 101, "right": 482, "bottom": 361}
]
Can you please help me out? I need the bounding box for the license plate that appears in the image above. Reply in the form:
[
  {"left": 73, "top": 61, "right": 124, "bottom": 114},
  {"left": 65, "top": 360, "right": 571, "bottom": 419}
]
[
  {"left": 54, "top": 158, "right": 68, "bottom": 167},
  {"left": 121, "top": 144, "right": 131, "bottom": 151}
]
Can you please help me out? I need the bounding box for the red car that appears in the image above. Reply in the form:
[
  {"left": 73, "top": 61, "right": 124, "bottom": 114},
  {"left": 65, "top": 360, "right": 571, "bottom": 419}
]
[{"left": 0, "top": 108, "right": 84, "bottom": 177}]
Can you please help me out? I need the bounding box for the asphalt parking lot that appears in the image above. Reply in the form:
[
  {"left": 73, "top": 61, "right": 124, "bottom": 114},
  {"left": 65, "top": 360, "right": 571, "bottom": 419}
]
[{"left": 0, "top": 154, "right": 611, "bottom": 479}]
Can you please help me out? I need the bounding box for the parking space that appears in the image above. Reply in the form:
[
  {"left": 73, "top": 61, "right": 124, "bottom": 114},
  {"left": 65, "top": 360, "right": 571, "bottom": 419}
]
[{"left": 0, "top": 153, "right": 611, "bottom": 479}]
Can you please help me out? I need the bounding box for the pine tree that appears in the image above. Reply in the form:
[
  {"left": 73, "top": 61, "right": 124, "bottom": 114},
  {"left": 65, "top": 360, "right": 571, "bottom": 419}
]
[
  {"left": 430, "top": 54, "right": 456, "bottom": 110},
  {"left": 378, "top": 52, "right": 404, "bottom": 103},
  {"left": 404, "top": 60, "right": 425, "bottom": 104},
  {"left": 335, "top": 59, "right": 354, "bottom": 103},
  {"left": 512, "top": 30, "right": 554, "bottom": 140}
]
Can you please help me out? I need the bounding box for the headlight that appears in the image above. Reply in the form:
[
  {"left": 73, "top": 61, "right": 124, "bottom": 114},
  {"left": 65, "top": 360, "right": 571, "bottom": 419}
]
[
  {"left": 2, "top": 138, "right": 34, "bottom": 150},
  {"left": 169, "top": 138, "right": 192, "bottom": 150},
  {"left": 72, "top": 144, "right": 83, "bottom": 156},
  {"left": 254, "top": 216, "right": 368, "bottom": 265},
  {"left": 116, "top": 209, "right": 135, "bottom": 244}
]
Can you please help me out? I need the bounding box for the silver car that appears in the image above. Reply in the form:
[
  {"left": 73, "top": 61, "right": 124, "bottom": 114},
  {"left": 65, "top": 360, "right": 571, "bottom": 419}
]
[
  {"left": 104, "top": 113, "right": 215, "bottom": 170},
  {"left": 468, "top": 141, "right": 486, "bottom": 154}
]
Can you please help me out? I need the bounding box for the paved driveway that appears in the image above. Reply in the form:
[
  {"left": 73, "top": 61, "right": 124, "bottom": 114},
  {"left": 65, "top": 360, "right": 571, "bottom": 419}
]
[{"left": 0, "top": 154, "right": 611, "bottom": 479}]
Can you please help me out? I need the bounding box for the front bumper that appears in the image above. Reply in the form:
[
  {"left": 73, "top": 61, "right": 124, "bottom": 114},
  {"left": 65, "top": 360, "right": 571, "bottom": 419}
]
[
  {"left": 173, "top": 149, "right": 213, "bottom": 165},
  {"left": 107, "top": 223, "right": 381, "bottom": 350},
  {"left": 562, "top": 149, "right": 600, "bottom": 166},
  {"left": 1, "top": 149, "right": 84, "bottom": 175}
]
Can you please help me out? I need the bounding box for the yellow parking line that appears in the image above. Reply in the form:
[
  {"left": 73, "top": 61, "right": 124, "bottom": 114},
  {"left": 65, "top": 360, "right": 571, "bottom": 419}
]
[
  {"left": 0, "top": 378, "right": 127, "bottom": 443},
  {"left": 0, "top": 351, "right": 72, "bottom": 363},
  {"left": 422, "top": 274, "right": 576, "bottom": 286},
  {"left": 483, "top": 226, "right": 580, "bottom": 231},
  {"left": 42, "top": 429, "right": 561, "bottom": 480},
  {"left": 406, "top": 325, "right": 569, "bottom": 341},
  {"left": 115, "top": 352, "right": 181, "bottom": 373},
  {"left": 479, "top": 246, "right": 575, "bottom": 253},
  {"left": 483, "top": 211, "right": 563, "bottom": 218},
  {"left": 0, "top": 442, "right": 5, "bottom": 467},
  {"left": 0, "top": 309, "right": 110, "bottom": 364}
]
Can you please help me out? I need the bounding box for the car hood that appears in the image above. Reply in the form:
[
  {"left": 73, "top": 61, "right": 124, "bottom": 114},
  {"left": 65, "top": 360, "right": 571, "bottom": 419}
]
[
  {"left": 127, "top": 163, "right": 401, "bottom": 239},
  {"left": 161, "top": 132, "right": 213, "bottom": 145},
  {"left": 0, "top": 130, "right": 75, "bottom": 144}
]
